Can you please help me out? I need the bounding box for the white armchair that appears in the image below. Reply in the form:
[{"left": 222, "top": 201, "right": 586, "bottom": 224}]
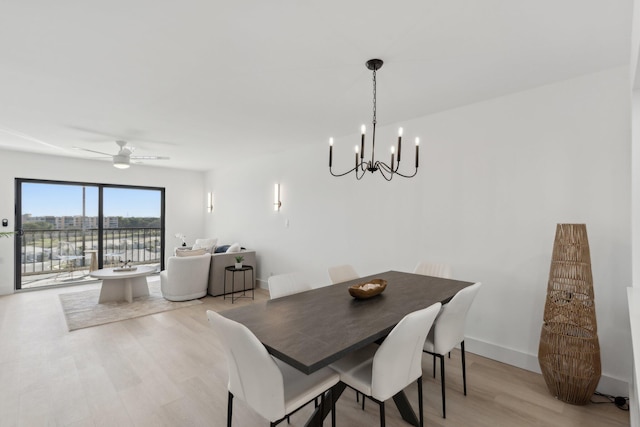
[{"left": 160, "top": 254, "right": 211, "bottom": 301}]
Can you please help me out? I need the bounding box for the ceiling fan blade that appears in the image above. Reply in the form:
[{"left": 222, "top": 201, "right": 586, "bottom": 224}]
[
  {"left": 73, "top": 146, "right": 113, "bottom": 156},
  {"left": 130, "top": 156, "right": 170, "bottom": 160}
]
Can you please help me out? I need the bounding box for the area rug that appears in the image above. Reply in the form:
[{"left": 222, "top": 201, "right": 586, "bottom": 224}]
[{"left": 59, "top": 280, "right": 202, "bottom": 331}]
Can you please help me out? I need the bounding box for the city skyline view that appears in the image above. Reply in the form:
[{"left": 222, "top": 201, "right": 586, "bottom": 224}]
[{"left": 21, "top": 182, "right": 161, "bottom": 217}]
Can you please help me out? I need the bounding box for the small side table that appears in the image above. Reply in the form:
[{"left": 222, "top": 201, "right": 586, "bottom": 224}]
[{"left": 224, "top": 265, "right": 255, "bottom": 303}]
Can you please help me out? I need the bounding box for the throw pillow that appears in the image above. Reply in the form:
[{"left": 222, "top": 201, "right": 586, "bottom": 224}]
[
  {"left": 226, "top": 243, "right": 241, "bottom": 253},
  {"left": 214, "top": 245, "right": 230, "bottom": 253},
  {"left": 175, "top": 248, "right": 207, "bottom": 257},
  {"left": 192, "top": 238, "right": 217, "bottom": 253}
]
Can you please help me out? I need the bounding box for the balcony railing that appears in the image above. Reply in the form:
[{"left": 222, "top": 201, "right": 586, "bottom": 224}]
[{"left": 20, "top": 227, "right": 162, "bottom": 277}]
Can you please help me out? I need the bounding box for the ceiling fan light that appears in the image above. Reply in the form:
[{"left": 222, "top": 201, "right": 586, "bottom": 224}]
[{"left": 113, "top": 154, "right": 130, "bottom": 169}]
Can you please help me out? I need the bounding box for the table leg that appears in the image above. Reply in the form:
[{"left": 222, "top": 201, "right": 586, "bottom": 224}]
[
  {"left": 98, "top": 276, "right": 150, "bottom": 303},
  {"left": 231, "top": 271, "right": 236, "bottom": 303},
  {"left": 124, "top": 279, "right": 133, "bottom": 303},
  {"left": 392, "top": 390, "right": 420, "bottom": 426},
  {"left": 130, "top": 276, "right": 150, "bottom": 298},
  {"left": 302, "top": 382, "right": 418, "bottom": 427},
  {"left": 85, "top": 251, "right": 98, "bottom": 272},
  {"left": 304, "top": 382, "right": 346, "bottom": 427},
  {"left": 224, "top": 270, "right": 228, "bottom": 300}
]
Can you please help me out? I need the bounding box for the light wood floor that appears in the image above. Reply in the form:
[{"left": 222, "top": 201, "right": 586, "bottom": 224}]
[{"left": 0, "top": 280, "right": 629, "bottom": 427}]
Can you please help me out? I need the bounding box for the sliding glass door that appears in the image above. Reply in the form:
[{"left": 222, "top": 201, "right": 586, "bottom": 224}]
[
  {"left": 102, "top": 187, "right": 163, "bottom": 268},
  {"left": 15, "top": 179, "right": 165, "bottom": 290}
]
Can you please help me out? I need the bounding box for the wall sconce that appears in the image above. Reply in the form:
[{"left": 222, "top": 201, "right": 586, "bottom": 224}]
[
  {"left": 207, "top": 192, "right": 214, "bottom": 213},
  {"left": 273, "top": 183, "right": 282, "bottom": 211}
]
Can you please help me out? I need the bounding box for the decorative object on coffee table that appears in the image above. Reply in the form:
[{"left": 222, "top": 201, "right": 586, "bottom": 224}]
[
  {"left": 538, "top": 223, "right": 600, "bottom": 405},
  {"left": 114, "top": 259, "right": 137, "bottom": 272}
]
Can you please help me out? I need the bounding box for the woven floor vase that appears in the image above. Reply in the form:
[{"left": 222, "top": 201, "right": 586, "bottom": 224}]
[{"left": 538, "top": 223, "right": 601, "bottom": 405}]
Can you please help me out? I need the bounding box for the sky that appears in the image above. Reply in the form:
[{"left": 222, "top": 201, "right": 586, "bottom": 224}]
[{"left": 21, "top": 182, "right": 161, "bottom": 217}]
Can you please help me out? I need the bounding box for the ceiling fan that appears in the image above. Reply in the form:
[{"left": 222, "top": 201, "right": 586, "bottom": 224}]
[{"left": 73, "top": 140, "right": 170, "bottom": 169}]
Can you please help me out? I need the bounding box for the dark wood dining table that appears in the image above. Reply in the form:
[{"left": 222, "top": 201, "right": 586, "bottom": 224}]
[{"left": 220, "top": 270, "right": 475, "bottom": 426}]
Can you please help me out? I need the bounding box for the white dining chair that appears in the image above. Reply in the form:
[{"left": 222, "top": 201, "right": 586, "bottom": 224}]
[
  {"left": 207, "top": 310, "right": 339, "bottom": 427},
  {"left": 268, "top": 272, "right": 312, "bottom": 299},
  {"left": 329, "top": 303, "right": 442, "bottom": 427},
  {"left": 327, "top": 264, "right": 359, "bottom": 284},
  {"left": 413, "top": 261, "right": 452, "bottom": 279},
  {"left": 422, "top": 282, "right": 482, "bottom": 418}
]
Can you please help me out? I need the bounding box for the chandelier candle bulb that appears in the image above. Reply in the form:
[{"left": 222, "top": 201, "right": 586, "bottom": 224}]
[
  {"left": 329, "top": 138, "right": 333, "bottom": 167},
  {"left": 415, "top": 137, "right": 420, "bottom": 168},
  {"left": 390, "top": 146, "right": 395, "bottom": 171}
]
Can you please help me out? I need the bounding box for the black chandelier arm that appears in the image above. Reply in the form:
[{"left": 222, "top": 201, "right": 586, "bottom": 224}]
[
  {"left": 376, "top": 160, "right": 419, "bottom": 179},
  {"left": 329, "top": 165, "right": 359, "bottom": 177},
  {"left": 390, "top": 168, "right": 419, "bottom": 178},
  {"left": 378, "top": 168, "right": 394, "bottom": 182},
  {"left": 377, "top": 161, "right": 394, "bottom": 174},
  {"left": 371, "top": 161, "right": 393, "bottom": 181},
  {"left": 330, "top": 161, "right": 370, "bottom": 178}
]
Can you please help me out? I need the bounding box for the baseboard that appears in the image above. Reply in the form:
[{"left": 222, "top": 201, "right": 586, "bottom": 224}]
[
  {"left": 465, "top": 337, "right": 629, "bottom": 397},
  {"left": 256, "top": 278, "right": 268, "bottom": 289}
]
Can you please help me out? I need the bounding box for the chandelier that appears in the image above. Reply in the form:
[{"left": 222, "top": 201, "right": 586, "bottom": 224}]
[{"left": 329, "top": 59, "right": 419, "bottom": 181}]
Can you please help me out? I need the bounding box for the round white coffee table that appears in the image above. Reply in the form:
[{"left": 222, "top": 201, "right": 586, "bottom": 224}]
[{"left": 90, "top": 266, "right": 156, "bottom": 303}]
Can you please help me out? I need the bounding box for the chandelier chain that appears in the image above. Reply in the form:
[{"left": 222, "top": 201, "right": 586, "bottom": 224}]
[{"left": 372, "top": 68, "right": 377, "bottom": 125}]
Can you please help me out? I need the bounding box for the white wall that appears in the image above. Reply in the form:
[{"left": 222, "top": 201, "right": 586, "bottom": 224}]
[
  {"left": 206, "top": 67, "right": 631, "bottom": 395},
  {"left": 0, "top": 150, "right": 205, "bottom": 295}
]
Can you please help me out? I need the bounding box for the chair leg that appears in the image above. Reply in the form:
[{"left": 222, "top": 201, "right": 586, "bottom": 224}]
[
  {"left": 227, "top": 392, "right": 233, "bottom": 427},
  {"left": 330, "top": 389, "right": 336, "bottom": 427},
  {"left": 461, "top": 340, "right": 467, "bottom": 396},
  {"left": 432, "top": 353, "right": 436, "bottom": 378},
  {"left": 379, "top": 401, "right": 385, "bottom": 427},
  {"left": 417, "top": 377, "right": 424, "bottom": 427},
  {"left": 362, "top": 394, "right": 366, "bottom": 410},
  {"left": 439, "top": 354, "right": 446, "bottom": 418}
]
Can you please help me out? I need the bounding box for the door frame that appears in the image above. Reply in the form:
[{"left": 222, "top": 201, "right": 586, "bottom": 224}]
[{"left": 14, "top": 178, "right": 165, "bottom": 290}]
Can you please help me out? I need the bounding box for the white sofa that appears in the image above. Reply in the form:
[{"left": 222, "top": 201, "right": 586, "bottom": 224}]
[{"left": 160, "top": 253, "right": 211, "bottom": 301}]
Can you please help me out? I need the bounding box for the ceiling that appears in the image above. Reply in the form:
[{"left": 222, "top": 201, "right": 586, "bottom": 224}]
[{"left": 0, "top": 1, "right": 631, "bottom": 171}]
